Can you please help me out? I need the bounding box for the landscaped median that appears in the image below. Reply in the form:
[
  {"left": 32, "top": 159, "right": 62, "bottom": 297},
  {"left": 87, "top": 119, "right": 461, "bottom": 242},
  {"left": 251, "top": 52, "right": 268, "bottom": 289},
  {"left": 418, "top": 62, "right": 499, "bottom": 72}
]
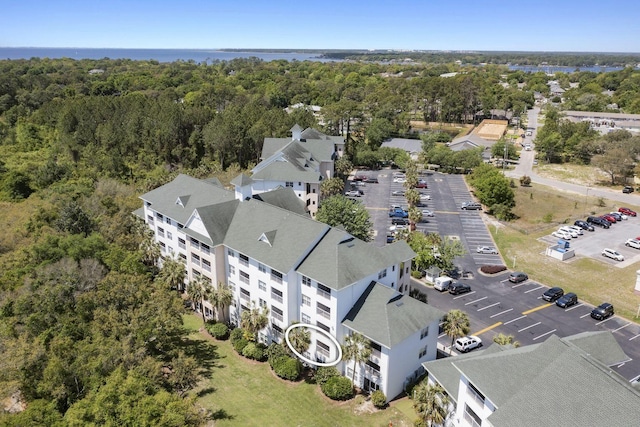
[{"left": 182, "top": 314, "right": 411, "bottom": 426}]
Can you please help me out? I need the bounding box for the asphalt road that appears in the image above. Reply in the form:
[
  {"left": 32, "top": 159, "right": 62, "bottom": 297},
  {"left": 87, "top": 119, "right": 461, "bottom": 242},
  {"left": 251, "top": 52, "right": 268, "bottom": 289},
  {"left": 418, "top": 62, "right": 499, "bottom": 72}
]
[{"left": 350, "top": 168, "right": 640, "bottom": 383}]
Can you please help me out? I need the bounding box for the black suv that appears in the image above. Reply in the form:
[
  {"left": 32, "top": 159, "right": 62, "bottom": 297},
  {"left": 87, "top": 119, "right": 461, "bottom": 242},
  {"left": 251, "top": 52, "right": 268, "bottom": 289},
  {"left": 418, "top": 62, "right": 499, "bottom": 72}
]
[
  {"left": 587, "top": 216, "right": 610, "bottom": 229},
  {"left": 449, "top": 282, "right": 471, "bottom": 295},
  {"left": 556, "top": 292, "right": 578, "bottom": 308},
  {"left": 574, "top": 220, "right": 594, "bottom": 232},
  {"left": 623, "top": 186, "right": 634, "bottom": 193},
  {"left": 542, "top": 287, "right": 564, "bottom": 302},
  {"left": 391, "top": 218, "right": 409, "bottom": 225},
  {"left": 591, "top": 303, "right": 614, "bottom": 320}
]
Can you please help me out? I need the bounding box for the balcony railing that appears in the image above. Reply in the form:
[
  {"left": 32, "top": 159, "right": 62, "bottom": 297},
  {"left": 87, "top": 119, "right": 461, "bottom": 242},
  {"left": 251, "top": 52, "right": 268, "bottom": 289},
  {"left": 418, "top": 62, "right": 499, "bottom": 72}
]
[
  {"left": 316, "top": 289, "right": 330, "bottom": 299},
  {"left": 370, "top": 349, "right": 382, "bottom": 363},
  {"left": 466, "top": 387, "right": 485, "bottom": 408},
  {"left": 316, "top": 308, "right": 331, "bottom": 320},
  {"left": 463, "top": 411, "right": 482, "bottom": 427},
  {"left": 271, "top": 293, "right": 283, "bottom": 304}
]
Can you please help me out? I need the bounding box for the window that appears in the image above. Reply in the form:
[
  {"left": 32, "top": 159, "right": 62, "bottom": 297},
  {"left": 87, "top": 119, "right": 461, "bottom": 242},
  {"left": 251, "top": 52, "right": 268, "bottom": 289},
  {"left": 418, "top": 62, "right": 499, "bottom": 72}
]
[
  {"left": 301, "top": 313, "right": 310, "bottom": 324},
  {"left": 190, "top": 237, "right": 200, "bottom": 250},
  {"left": 301, "top": 294, "right": 311, "bottom": 307},
  {"left": 316, "top": 302, "right": 330, "bottom": 320},
  {"left": 316, "top": 322, "right": 330, "bottom": 333},
  {"left": 156, "top": 212, "right": 164, "bottom": 220},
  {"left": 147, "top": 215, "right": 154, "bottom": 223},
  {"left": 168, "top": 246, "right": 174, "bottom": 254},
  {"left": 317, "top": 283, "right": 331, "bottom": 299},
  {"left": 159, "top": 242, "right": 166, "bottom": 252},
  {"left": 258, "top": 280, "right": 266, "bottom": 291},
  {"left": 179, "top": 253, "right": 187, "bottom": 261},
  {"left": 229, "top": 265, "right": 235, "bottom": 275},
  {"left": 467, "top": 382, "right": 485, "bottom": 406},
  {"left": 419, "top": 345, "right": 427, "bottom": 358},
  {"left": 192, "top": 269, "right": 200, "bottom": 277},
  {"left": 228, "top": 248, "right": 235, "bottom": 258},
  {"left": 165, "top": 216, "right": 171, "bottom": 224},
  {"left": 302, "top": 276, "right": 311, "bottom": 286},
  {"left": 239, "top": 253, "right": 249, "bottom": 267},
  {"left": 259, "top": 298, "right": 267, "bottom": 308},
  {"left": 270, "top": 269, "right": 283, "bottom": 284},
  {"left": 258, "top": 263, "right": 267, "bottom": 273},
  {"left": 167, "top": 231, "right": 172, "bottom": 240},
  {"left": 420, "top": 326, "right": 429, "bottom": 339},
  {"left": 191, "top": 253, "right": 201, "bottom": 266},
  {"left": 285, "top": 181, "right": 294, "bottom": 187},
  {"left": 316, "top": 340, "right": 330, "bottom": 358},
  {"left": 272, "top": 323, "right": 283, "bottom": 339},
  {"left": 240, "top": 287, "right": 250, "bottom": 301},
  {"left": 239, "top": 270, "right": 250, "bottom": 285},
  {"left": 158, "top": 227, "right": 165, "bottom": 237},
  {"left": 464, "top": 404, "right": 482, "bottom": 427},
  {"left": 202, "top": 259, "right": 211, "bottom": 272},
  {"left": 378, "top": 269, "right": 387, "bottom": 279},
  {"left": 178, "top": 238, "right": 186, "bottom": 249},
  {"left": 229, "top": 281, "right": 236, "bottom": 292},
  {"left": 145, "top": 201, "right": 151, "bottom": 207},
  {"left": 201, "top": 243, "right": 210, "bottom": 254},
  {"left": 272, "top": 306, "right": 283, "bottom": 322},
  {"left": 271, "top": 287, "right": 283, "bottom": 303},
  {"left": 178, "top": 223, "right": 184, "bottom": 229}
]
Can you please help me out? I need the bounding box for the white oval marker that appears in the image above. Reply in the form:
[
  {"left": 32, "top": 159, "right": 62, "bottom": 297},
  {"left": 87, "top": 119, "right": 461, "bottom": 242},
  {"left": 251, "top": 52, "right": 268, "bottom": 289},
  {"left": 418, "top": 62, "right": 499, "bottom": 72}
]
[{"left": 284, "top": 323, "right": 342, "bottom": 367}]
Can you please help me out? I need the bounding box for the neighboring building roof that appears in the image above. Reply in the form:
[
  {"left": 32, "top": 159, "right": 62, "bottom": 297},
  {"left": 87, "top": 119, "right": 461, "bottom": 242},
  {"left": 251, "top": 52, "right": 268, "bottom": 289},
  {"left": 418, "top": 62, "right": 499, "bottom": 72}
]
[
  {"left": 380, "top": 138, "right": 423, "bottom": 154},
  {"left": 252, "top": 187, "right": 308, "bottom": 216},
  {"left": 230, "top": 173, "right": 254, "bottom": 187},
  {"left": 252, "top": 140, "right": 329, "bottom": 183},
  {"left": 140, "top": 174, "right": 235, "bottom": 224},
  {"left": 342, "top": 282, "right": 445, "bottom": 348},
  {"left": 261, "top": 127, "right": 341, "bottom": 160},
  {"left": 563, "top": 110, "right": 640, "bottom": 121},
  {"left": 296, "top": 228, "right": 415, "bottom": 290},
  {"left": 425, "top": 332, "right": 640, "bottom": 426},
  {"left": 449, "top": 134, "right": 494, "bottom": 151}
]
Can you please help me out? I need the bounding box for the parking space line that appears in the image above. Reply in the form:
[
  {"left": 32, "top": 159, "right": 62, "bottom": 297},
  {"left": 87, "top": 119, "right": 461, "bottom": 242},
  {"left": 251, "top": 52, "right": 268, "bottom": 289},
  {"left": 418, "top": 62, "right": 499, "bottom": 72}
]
[
  {"left": 629, "top": 334, "right": 640, "bottom": 341},
  {"left": 524, "top": 285, "right": 543, "bottom": 294},
  {"left": 533, "top": 329, "right": 557, "bottom": 341},
  {"left": 503, "top": 315, "right": 526, "bottom": 325},
  {"left": 612, "top": 323, "right": 631, "bottom": 332},
  {"left": 580, "top": 312, "right": 592, "bottom": 318},
  {"left": 518, "top": 321, "right": 541, "bottom": 332},
  {"left": 512, "top": 282, "right": 529, "bottom": 288},
  {"left": 453, "top": 291, "right": 475, "bottom": 300},
  {"left": 477, "top": 302, "right": 500, "bottom": 312},
  {"left": 471, "top": 322, "right": 503, "bottom": 336},
  {"left": 490, "top": 308, "right": 513, "bottom": 318},
  {"left": 465, "top": 296, "right": 487, "bottom": 306},
  {"left": 522, "top": 303, "right": 553, "bottom": 315},
  {"left": 565, "top": 303, "right": 584, "bottom": 312},
  {"left": 596, "top": 317, "right": 615, "bottom": 326}
]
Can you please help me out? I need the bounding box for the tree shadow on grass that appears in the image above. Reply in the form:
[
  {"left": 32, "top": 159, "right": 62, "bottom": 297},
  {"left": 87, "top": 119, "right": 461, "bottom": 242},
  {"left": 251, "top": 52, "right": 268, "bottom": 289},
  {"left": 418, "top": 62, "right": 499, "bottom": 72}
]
[
  {"left": 210, "top": 408, "right": 234, "bottom": 421},
  {"left": 196, "top": 386, "right": 216, "bottom": 398},
  {"left": 173, "top": 336, "right": 225, "bottom": 378}
]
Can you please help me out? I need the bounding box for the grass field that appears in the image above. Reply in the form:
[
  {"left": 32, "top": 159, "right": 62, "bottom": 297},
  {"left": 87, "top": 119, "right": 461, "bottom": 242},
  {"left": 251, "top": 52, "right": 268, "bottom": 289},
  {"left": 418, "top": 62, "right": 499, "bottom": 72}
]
[
  {"left": 182, "top": 315, "right": 414, "bottom": 427},
  {"left": 489, "top": 181, "right": 640, "bottom": 321}
]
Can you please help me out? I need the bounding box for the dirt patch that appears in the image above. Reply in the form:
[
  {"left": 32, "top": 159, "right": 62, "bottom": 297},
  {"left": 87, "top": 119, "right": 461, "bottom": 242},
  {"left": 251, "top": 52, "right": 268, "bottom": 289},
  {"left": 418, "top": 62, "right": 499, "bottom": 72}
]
[{"left": 473, "top": 119, "right": 508, "bottom": 140}]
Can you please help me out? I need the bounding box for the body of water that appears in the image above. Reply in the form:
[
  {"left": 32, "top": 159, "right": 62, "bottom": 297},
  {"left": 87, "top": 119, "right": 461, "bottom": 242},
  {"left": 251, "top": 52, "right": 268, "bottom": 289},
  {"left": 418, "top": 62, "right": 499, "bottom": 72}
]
[{"left": 0, "top": 47, "right": 336, "bottom": 63}]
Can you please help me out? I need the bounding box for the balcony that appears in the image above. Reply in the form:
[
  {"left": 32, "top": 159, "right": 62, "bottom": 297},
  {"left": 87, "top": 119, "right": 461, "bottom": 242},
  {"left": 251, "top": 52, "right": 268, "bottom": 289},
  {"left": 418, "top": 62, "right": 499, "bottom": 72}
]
[
  {"left": 316, "top": 308, "right": 330, "bottom": 320},
  {"left": 370, "top": 349, "right": 382, "bottom": 364},
  {"left": 316, "top": 289, "right": 330, "bottom": 300},
  {"left": 466, "top": 386, "right": 485, "bottom": 408},
  {"left": 271, "top": 293, "right": 283, "bottom": 304}
]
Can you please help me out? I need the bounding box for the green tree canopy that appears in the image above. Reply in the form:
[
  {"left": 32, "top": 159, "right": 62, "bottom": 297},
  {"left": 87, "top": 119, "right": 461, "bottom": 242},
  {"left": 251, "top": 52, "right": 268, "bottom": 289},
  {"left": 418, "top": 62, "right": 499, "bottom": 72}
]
[{"left": 316, "top": 195, "right": 373, "bottom": 242}]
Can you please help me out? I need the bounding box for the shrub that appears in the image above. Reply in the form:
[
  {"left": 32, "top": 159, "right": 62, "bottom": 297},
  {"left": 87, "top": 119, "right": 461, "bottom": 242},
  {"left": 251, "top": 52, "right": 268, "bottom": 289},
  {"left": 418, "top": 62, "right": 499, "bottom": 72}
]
[
  {"left": 371, "top": 390, "right": 387, "bottom": 408},
  {"left": 273, "top": 356, "right": 302, "bottom": 381},
  {"left": 321, "top": 376, "right": 354, "bottom": 401},
  {"left": 480, "top": 265, "right": 507, "bottom": 274},
  {"left": 229, "top": 327, "right": 244, "bottom": 343},
  {"left": 232, "top": 338, "right": 249, "bottom": 354},
  {"left": 411, "top": 270, "right": 423, "bottom": 279},
  {"left": 207, "top": 323, "right": 229, "bottom": 340},
  {"left": 314, "top": 366, "right": 340, "bottom": 386},
  {"left": 242, "top": 342, "right": 266, "bottom": 361}
]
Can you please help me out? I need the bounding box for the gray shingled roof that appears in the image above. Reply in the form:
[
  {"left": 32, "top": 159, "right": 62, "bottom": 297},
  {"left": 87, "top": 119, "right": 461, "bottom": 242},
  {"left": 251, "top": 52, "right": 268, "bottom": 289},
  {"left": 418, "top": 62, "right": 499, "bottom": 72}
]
[
  {"left": 140, "top": 174, "right": 235, "bottom": 224},
  {"left": 342, "top": 282, "right": 445, "bottom": 348},
  {"left": 190, "top": 199, "right": 240, "bottom": 246},
  {"left": 445, "top": 333, "right": 640, "bottom": 426},
  {"left": 564, "top": 110, "right": 640, "bottom": 120},
  {"left": 381, "top": 138, "right": 423, "bottom": 153},
  {"left": 252, "top": 187, "right": 308, "bottom": 216},
  {"left": 296, "top": 228, "right": 415, "bottom": 290},
  {"left": 449, "top": 134, "right": 494, "bottom": 150},
  {"left": 252, "top": 140, "right": 332, "bottom": 183},
  {"left": 230, "top": 173, "right": 254, "bottom": 187}
]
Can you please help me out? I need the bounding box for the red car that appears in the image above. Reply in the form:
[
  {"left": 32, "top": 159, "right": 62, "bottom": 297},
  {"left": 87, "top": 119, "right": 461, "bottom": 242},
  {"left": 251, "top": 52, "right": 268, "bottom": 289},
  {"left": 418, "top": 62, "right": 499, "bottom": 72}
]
[
  {"left": 600, "top": 214, "right": 617, "bottom": 223},
  {"left": 415, "top": 180, "right": 428, "bottom": 189},
  {"left": 619, "top": 207, "right": 637, "bottom": 217}
]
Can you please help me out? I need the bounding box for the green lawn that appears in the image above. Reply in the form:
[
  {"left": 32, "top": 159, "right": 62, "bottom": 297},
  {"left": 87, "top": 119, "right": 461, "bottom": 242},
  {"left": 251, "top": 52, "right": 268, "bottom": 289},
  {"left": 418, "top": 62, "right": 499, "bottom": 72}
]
[{"left": 182, "top": 315, "right": 413, "bottom": 427}]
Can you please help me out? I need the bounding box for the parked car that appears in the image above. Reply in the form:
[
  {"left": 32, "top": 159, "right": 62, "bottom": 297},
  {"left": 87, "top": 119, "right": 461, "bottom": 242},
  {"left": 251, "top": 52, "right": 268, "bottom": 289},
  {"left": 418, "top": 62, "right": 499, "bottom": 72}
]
[
  {"left": 388, "top": 207, "right": 409, "bottom": 218},
  {"left": 600, "top": 214, "right": 617, "bottom": 224},
  {"left": 508, "top": 272, "right": 528, "bottom": 283},
  {"left": 421, "top": 209, "right": 435, "bottom": 217},
  {"left": 461, "top": 201, "right": 482, "bottom": 210},
  {"left": 622, "top": 186, "right": 634, "bottom": 193},
  {"left": 391, "top": 190, "right": 406, "bottom": 196},
  {"left": 559, "top": 226, "right": 579, "bottom": 238},
  {"left": 587, "top": 216, "right": 610, "bottom": 229},
  {"left": 454, "top": 336, "right": 482, "bottom": 353},
  {"left": 353, "top": 174, "right": 368, "bottom": 181},
  {"left": 345, "top": 189, "right": 363, "bottom": 197},
  {"left": 591, "top": 303, "right": 614, "bottom": 320},
  {"left": 608, "top": 211, "right": 626, "bottom": 221},
  {"left": 625, "top": 238, "right": 640, "bottom": 249},
  {"left": 619, "top": 207, "right": 637, "bottom": 217},
  {"left": 364, "top": 176, "right": 379, "bottom": 183},
  {"left": 574, "top": 220, "right": 595, "bottom": 231},
  {"left": 420, "top": 194, "right": 431, "bottom": 201},
  {"left": 391, "top": 217, "right": 409, "bottom": 225},
  {"left": 416, "top": 180, "right": 428, "bottom": 188},
  {"left": 477, "top": 246, "right": 498, "bottom": 254},
  {"left": 353, "top": 181, "right": 366, "bottom": 187},
  {"left": 542, "top": 287, "right": 564, "bottom": 302},
  {"left": 393, "top": 177, "right": 407, "bottom": 183},
  {"left": 449, "top": 282, "right": 472, "bottom": 295},
  {"left": 602, "top": 248, "right": 624, "bottom": 261},
  {"left": 386, "top": 233, "right": 395, "bottom": 243},
  {"left": 388, "top": 224, "right": 408, "bottom": 233},
  {"left": 552, "top": 230, "right": 573, "bottom": 240},
  {"left": 567, "top": 225, "right": 584, "bottom": 235},
  {"left": 556, "top": 292, "right": 578, "bottom": 308}
]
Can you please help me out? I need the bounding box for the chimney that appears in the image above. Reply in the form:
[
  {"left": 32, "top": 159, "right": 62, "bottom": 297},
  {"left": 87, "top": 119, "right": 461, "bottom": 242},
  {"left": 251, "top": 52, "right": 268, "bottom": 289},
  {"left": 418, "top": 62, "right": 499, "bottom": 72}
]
[{"left": 291, "top": 124, "right": 302, "bottom": 141}]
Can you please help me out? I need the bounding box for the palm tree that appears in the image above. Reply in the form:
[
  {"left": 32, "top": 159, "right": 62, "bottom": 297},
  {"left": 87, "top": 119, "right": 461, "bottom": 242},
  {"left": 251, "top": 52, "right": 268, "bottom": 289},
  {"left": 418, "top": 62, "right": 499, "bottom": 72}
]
[
  {"left": 186, "top": 275, "right": 212, "bottom": 326},
  {"left": 240, "top": 303, "right": 269, "bottom": 341},
  {"left": 442, "top": 309, "right": 470, "bottom": 354},
  {"left": 413, "top": 381, "right": 450, "bottom": 427},
  {"left": 341, "top": 332, "right": 372, "bottom": 390},
  {"left": 211, "top": 282, "right": 233, "bottom": 323},
  {"left": 157, "top": 257, "right": 186, "bottom": 292},
  {"left": 493, "top": 333, "right": 520, "bottom": 348},
  {"left": 286, "top": 322, "right": 311, "bottom": 355}
]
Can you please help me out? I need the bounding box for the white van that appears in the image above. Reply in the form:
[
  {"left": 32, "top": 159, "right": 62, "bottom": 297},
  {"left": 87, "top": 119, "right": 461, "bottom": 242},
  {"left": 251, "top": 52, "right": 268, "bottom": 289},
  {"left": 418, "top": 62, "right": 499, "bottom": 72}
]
[{"left": 434, "top": 276, "right": 453, "bottom": 292}]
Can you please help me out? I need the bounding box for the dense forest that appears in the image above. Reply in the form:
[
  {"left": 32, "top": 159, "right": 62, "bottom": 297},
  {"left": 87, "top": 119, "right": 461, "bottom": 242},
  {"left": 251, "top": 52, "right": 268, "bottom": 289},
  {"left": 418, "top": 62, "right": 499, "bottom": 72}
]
[{"left": 1, "top": 55, "right": 640, "bottom": 424}]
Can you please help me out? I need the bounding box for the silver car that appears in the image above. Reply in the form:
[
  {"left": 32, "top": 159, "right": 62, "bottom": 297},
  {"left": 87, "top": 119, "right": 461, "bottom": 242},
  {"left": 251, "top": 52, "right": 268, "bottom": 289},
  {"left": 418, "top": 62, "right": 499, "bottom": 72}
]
[{"left": 477, "top": 246, "right": 498, "bottom": 254}]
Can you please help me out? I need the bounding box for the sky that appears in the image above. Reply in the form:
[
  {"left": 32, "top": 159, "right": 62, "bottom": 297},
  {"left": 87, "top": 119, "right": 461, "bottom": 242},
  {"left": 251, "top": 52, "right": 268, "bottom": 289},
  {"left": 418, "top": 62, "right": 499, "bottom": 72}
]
[{"left": 1, "top": 0, "right": 639, "bottom": 53}]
